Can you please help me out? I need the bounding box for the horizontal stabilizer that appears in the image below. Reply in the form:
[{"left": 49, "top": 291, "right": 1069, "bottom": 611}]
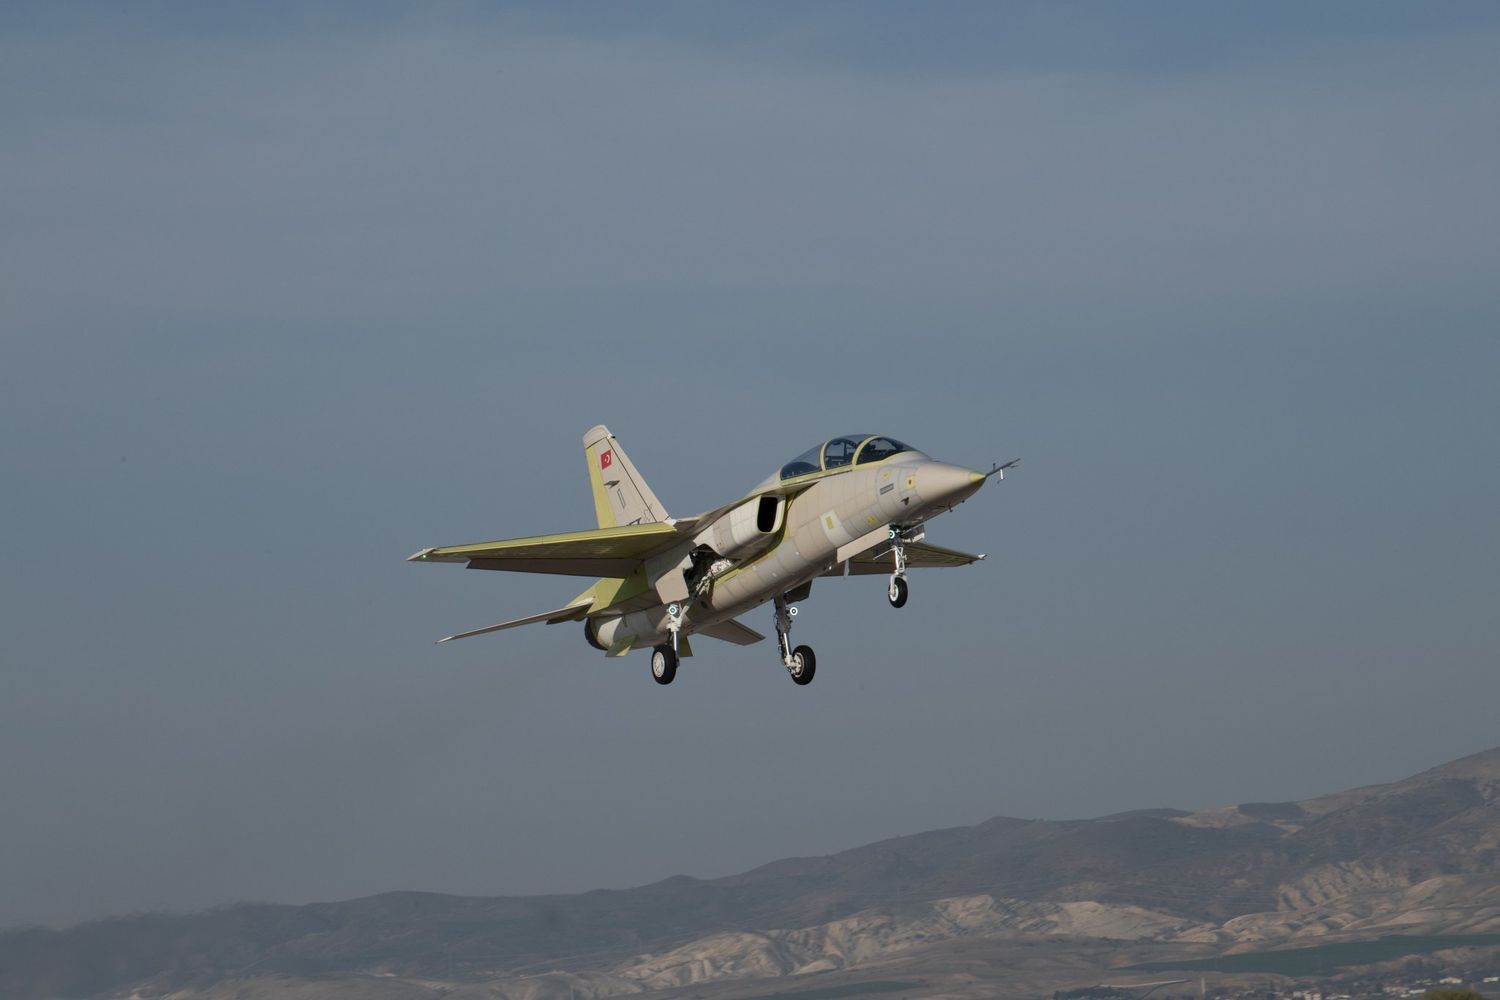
[
  {"left": 436, "top": 600, "right": 592, "bottom": 643},
  {"left": 695, "top": 617, "right": 766, "bottom": 646}
]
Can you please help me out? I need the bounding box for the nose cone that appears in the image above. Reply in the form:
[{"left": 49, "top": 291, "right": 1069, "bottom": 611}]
[{"left": 914, "top": 462, "right": 986, "bottom": 507}]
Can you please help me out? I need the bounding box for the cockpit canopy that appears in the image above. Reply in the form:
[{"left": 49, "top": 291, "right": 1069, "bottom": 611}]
[{"left": 778, "top": 435, "right": 919, "bottom": 481}]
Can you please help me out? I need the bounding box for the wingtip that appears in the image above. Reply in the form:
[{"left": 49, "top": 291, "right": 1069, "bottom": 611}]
[{"left": 408, "top": 548, "right": 435, "bottom": 562}]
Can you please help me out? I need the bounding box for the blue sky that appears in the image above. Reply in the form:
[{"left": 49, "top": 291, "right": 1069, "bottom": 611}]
[{"left": 2, "top": 2, "right": 1498, "bottom": 926}]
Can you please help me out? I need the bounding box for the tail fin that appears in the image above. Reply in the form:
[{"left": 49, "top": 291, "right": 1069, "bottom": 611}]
[{"left": 583, "top": 425, "right": 669, "bottom": 528}]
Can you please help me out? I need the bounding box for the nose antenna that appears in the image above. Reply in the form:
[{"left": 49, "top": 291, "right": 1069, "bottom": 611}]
[{"left": 987, "top": 458, "right": 1020, "bottom": 481}]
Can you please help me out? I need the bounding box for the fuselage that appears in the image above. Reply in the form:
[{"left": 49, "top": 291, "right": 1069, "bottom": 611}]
[{"left": 588, "top": 451, "right": 985, "bottom": 651}]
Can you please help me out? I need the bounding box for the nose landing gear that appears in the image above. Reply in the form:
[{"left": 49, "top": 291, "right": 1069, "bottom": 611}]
[
  {"left": 887, "top": 526, "right": 916, "bottom": 609},
  {"left": 787, "top": 644, "right": 816, "bottom": 685},
  {"left": 773, "top": 595, "right": 816, "bottom": 686},
  {"left": 887, "top": 575, "right": 908, "bottom": 609}
]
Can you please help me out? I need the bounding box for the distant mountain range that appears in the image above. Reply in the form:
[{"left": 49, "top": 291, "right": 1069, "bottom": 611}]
[{"left": 6, "top": 747, "right": 1500, "bottom": 1000}]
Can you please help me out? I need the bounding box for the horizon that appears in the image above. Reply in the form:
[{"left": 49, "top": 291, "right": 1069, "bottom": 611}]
[{"left": 11, "top": 739, "right": 1498, "bottom": 931}]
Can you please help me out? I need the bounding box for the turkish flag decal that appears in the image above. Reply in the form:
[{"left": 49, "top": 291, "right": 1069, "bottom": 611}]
[{"left": 600, "top": 449, "right": 613, "bottom": 470}]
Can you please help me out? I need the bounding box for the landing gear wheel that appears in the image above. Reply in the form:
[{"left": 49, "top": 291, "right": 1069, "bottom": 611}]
[
  {"left": 650, "top": 645, "right": 678, "bottom": 685},
  {"left": 788, "top": 645, "right": 816, "bottom": 685},
  {"left": 887, "top": 576, "right": 909, "bottom": 609}
]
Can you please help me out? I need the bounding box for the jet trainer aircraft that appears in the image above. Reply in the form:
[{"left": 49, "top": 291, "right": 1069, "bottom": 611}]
[{"left": 410, "top": 428, "right": 1013, "bottom": 685}]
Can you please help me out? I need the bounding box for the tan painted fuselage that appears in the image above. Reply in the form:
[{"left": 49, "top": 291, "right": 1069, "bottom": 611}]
[{"left": 589, "top": 454, "right": 984, "bottom": 652}]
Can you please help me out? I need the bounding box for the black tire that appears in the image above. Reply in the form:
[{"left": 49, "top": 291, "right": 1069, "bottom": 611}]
[
  {"left": 888, "top": 576, "right": 909, "bottom": 609},
  {"left": 789, "top": 644, "right": 816, "bottom": 685},
  {"left": 650, "top": 645, "right": 678, "bottom": 685}
]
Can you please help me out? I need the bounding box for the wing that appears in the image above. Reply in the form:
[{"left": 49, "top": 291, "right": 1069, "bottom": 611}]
[
  {"left": 436, "top": 600, "right": 593, "bottom": 643},
  {"left": 830, "top": 540, "right": 986, "bottom": 576},
  {"left": 694, "top": 617, "right": 766, "bottom": 646},
  {"left": 408, "top": 522, "right": 680, "bottom": 577},
  {"left": 410, "top": 480, "right": 821, "bottom": 578}
]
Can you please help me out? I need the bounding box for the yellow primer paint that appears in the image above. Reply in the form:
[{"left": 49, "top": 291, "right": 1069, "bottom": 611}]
[
  {"left": 586, "top": 443, "right": 617, "bottom": 529},
  {"left": 574, "top": 567, "right": 649, "bottom": 613}
]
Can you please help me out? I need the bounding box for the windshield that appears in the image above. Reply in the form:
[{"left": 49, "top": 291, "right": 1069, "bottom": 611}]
[{"left": 779, "top": 445, "right": 823, "bottom": 480}]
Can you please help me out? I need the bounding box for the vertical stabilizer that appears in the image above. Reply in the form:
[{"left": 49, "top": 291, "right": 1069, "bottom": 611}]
[{"left": 583, "top": 425, "right": 669, "bottom": 528}]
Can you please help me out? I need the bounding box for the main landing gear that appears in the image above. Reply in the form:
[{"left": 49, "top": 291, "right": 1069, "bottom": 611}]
[
  {"left": 650, "top": 644, "right": 677, "bottom": 685},
  {"left": 651, "top": 602, "right": 685, "bottom": 685},
  {"left": 774, "top": 594, "right": 815, "bottom": 686}
]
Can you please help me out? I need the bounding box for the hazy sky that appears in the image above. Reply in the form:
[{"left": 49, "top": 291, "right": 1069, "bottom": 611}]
[{"left": 4, "top": 2, "right": 1499, "bottom": 928}]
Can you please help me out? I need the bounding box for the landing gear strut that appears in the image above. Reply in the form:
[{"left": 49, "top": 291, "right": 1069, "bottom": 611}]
[
  {"left": 652, "top": 602, "right": 685, "bottom": 685},
  {"left": 887, "top": 527, "right": 913, "bottom": 609},
  {"left": 666, "top": 602, "right": 684, "bottom": 654},
  {"left": 773, "top": 594, "right": 816, "bottom": 686}
]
